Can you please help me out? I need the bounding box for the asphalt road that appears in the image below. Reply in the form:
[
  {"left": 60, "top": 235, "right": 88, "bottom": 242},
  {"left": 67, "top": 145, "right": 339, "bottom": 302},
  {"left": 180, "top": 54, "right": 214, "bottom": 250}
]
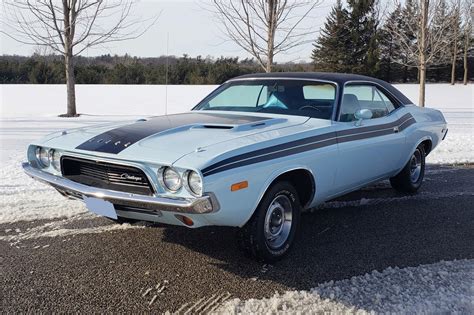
[{"left": 1, "top": 164, "right": 473, "bottom": 313}]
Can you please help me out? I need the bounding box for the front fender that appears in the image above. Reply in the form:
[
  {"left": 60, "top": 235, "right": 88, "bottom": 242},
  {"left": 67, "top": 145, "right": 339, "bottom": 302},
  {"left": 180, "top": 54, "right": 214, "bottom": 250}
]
[
  {"left": 201, "top": 160, "right": 318, "bottom": 228},
  {"left": 253, "top": 165, "right": 316, "bottom": 212}
]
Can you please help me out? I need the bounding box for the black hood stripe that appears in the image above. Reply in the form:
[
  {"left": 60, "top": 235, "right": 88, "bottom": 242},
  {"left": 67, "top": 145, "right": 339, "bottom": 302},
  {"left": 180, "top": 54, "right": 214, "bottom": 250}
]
[
  {"left": 202, "top": 114, "right": 416, "bottom": 177},
  {"left": 76, "top": 112, "right": 268, "bottom": 154}
]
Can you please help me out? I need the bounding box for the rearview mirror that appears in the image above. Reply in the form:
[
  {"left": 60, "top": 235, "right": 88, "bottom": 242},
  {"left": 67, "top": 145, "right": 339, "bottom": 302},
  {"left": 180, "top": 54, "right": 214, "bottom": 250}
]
[{"left": 354, "top": 109, "right": 373, "bottom": 126}]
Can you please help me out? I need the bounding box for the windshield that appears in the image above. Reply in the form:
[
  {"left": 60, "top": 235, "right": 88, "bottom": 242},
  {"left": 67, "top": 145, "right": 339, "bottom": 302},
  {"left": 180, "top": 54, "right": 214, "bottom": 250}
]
[{"left": 193, "top": 79, "right": 337, "bottom": 120}]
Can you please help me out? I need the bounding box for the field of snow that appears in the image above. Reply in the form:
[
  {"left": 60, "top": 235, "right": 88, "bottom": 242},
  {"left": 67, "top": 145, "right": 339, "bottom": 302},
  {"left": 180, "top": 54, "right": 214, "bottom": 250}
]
[
  {"left": 1, "top": 83, "right": 472, "bottom": 117},
  {"left": 1, "top": 84, "right": 216, "bottom": 117},
  {"left": 0, "top": 83, "right": 473, "bottom": 313}
]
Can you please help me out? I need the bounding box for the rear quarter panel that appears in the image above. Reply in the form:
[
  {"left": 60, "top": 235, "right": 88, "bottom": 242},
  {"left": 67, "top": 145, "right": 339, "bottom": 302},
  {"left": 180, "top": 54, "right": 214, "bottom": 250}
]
[{"left": 398, "top": 105, "right": 447, "bottom": 167}]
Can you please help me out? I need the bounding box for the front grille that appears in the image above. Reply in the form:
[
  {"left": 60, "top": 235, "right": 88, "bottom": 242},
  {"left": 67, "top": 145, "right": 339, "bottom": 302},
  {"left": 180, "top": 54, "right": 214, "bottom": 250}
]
[{"left": 61, "top": 156, "right": 154, "bottom": 196}]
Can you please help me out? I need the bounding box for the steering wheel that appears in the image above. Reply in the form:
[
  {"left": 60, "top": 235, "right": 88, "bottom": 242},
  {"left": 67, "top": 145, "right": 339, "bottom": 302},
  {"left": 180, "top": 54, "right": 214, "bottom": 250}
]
[{"left": 299, "top": 105, "right": 321, "bottom": 112}]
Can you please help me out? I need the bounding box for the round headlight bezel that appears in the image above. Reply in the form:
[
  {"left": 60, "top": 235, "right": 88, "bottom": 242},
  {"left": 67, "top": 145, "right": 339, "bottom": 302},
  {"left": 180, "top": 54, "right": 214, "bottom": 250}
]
[
  {"left": 159, "top": 166, "right": 182, "bottom": 192},
  {"left": 35, "top": 146, "right": 50, "bottom": 168},
  {"left": 185, "top": 170, "right": 203, "bottom": 197},
  {"left": 49, "top": 149, "right": 62, "bottom": 171}
]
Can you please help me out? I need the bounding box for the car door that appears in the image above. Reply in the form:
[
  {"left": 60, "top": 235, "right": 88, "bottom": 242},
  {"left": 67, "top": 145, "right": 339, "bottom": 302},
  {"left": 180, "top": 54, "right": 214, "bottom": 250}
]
[{"left": 332, "top": 83, "right": 406, "bottom": 194}]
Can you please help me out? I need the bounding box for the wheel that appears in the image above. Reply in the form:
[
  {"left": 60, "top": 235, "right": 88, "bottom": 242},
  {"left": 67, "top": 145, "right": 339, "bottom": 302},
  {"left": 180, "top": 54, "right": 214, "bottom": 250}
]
[
  {"left": 237, "top": 181, "right": 301, "bottom": 262},
  {"left": 390, "top": 145, "right": 426, "bottom": 193}
]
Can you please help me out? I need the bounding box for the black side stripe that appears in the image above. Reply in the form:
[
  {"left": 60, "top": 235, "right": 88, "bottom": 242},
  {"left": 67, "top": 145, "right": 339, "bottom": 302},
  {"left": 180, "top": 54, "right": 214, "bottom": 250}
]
[
  {"left": 201, "top": 131, "right": 338, "bottom": 174},
  {"left": 202, "top": 114, "right": 416, "bottom": 177}
]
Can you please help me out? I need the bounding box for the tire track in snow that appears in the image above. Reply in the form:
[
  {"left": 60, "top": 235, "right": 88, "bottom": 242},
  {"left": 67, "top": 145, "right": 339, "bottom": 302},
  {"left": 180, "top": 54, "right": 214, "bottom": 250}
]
[
  {"left": 0, "top": 213, "right": 141, "bottom": 245},
  {"left": 173, "top": 292, "right": 232, "bottom": 314}
]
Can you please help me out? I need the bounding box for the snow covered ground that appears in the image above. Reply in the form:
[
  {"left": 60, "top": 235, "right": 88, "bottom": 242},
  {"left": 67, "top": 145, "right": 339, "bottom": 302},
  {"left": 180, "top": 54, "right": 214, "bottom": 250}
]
[
  {"left": 1, "top": 83, "right": 472, "bottom": 117},
  {"left": 216, "top": 259, "right": 474, "bottom": 314}
]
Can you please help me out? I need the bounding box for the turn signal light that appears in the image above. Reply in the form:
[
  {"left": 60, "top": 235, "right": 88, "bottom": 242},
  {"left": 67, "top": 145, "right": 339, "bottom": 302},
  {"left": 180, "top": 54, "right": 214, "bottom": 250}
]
[
  {"left": 231, "top": 181, "right": 248, "bottom": 192},
  {"left": 176, "top": 215, "right": 194, "bottom": 226}
]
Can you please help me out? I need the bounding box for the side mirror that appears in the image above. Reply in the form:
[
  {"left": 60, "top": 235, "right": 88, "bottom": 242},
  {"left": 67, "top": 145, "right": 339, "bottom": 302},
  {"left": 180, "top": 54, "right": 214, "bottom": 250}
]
[{"left": 354, "top": 109, "right": 373, "bottom": 126}]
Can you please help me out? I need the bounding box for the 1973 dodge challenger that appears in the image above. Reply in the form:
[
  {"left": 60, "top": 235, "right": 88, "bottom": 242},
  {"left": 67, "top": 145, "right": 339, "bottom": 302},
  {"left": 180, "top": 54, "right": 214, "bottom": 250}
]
[{"left": 23, "top": 72, "right": 447, "bottom": 261}]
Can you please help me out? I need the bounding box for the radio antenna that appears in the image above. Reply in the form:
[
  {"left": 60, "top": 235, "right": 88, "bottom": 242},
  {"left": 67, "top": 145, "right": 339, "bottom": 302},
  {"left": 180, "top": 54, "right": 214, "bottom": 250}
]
[{"left": 165, "top": 32, "right": 169, "bottom": 116}]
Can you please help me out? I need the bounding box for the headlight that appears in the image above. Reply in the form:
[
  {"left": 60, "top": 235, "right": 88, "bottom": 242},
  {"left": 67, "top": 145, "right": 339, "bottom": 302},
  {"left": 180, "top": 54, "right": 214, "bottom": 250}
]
[
  {"left": 186, "top": 171, "right": 202, "bottom": 196},
  {"left": 35, "top": 147, "right": 50, "bottom": 168},
  {"left": 49, "top": 149, "right": 61, "bottom": 171},
  {"left": 160, "top": 167, "right": 182, "bottom": 192}
]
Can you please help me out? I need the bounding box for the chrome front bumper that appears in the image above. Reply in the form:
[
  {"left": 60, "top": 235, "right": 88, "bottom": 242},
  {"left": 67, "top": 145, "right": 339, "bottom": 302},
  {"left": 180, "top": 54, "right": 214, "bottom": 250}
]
[{"left": 22, "top": 163, "right": 218, "bottom": 214}]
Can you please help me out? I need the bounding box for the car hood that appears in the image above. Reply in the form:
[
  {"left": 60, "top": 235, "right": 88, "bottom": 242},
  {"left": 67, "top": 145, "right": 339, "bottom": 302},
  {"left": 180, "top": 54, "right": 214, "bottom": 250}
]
[{"left": 39, "top": 111, "right": 312, "bottom": 165}]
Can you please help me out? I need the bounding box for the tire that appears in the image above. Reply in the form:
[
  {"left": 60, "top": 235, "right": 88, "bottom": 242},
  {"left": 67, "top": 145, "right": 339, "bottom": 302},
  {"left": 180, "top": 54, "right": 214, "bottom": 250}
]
[
  {"left": 390, "top": 145, "right": 426, "bottom": 193},
  {"left": 237, "top": 181, "right": 301, "bottom": 262}
]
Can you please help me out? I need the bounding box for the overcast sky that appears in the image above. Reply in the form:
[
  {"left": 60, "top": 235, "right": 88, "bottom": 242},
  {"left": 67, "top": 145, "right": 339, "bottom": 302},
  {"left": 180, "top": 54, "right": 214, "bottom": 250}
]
[{"left": 0, "top": 1, "right": 345, "bottom": 62}]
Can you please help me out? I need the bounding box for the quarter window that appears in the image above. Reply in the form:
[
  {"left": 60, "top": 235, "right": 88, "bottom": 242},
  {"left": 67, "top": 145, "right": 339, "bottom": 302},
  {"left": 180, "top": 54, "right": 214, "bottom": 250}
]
[{"left": 340, "top": 85, "right": 397, "bottom": 122}]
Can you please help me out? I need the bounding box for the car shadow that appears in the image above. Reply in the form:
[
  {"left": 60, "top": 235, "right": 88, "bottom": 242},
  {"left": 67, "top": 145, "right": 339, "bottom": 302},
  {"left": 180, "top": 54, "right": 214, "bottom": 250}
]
[{"left": 160, "top": 164, "right": 474, "bottom": 291}]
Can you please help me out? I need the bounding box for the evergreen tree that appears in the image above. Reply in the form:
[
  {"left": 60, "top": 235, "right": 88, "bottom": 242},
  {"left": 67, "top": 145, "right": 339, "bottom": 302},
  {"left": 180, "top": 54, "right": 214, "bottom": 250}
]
[
  {"left": 312, "top": 0, "right": 380, "bottom": 76},
  {"left": 379, "top": 4, "right": 404, "bottom": 81},
  {"left": 346, "top": 0, "right": 380, "bottom": 75},
  {"left": 431, "top": 0, "right": 453, "bottom": 81},
  {"left": 311, "top": 0, "right": 351, "bottom": 73},
  {"left": 398, "top": 0, "right": 419, "bottom": 82}
]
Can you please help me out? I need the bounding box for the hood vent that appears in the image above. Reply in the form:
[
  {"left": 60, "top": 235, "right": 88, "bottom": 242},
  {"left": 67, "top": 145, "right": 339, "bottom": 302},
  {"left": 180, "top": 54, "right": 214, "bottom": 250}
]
[{"left": 200, "top": 125, "right": 234, "bottom": 129}]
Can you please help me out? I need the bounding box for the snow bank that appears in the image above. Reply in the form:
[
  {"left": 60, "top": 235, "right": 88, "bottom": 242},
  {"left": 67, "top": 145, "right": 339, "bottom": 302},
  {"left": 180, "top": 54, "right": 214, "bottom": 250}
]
[
  {"left": 216, "top": 259, "right": 474, "bottom": 314},
  {"left": 426, "top": 132, "right": 474, "bottom": 164}
]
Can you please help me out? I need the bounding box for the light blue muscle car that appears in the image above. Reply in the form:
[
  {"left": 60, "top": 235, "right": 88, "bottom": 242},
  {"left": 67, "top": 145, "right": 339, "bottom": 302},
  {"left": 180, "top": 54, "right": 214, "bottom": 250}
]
[{"left": 23, "top": 72, "right": 447, "bottom": 261}]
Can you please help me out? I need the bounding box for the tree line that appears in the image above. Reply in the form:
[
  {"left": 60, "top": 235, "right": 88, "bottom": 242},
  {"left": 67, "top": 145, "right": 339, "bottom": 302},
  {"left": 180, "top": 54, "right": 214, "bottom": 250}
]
[
  {"left": 0, "top": 54, "right": 313, "bottom": 85},
  {"left": 1, "top": 50, "right": 471, "bottom": 86}
]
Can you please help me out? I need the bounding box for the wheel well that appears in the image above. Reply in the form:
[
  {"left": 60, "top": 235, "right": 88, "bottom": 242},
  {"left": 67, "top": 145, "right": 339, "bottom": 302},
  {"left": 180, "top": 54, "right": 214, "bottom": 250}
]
[
  {"left": 420, "top": 139, "right": 432, "bottom": 155},
  {"left": 272, "top": 169, "right": 315, "bottom": 208}
]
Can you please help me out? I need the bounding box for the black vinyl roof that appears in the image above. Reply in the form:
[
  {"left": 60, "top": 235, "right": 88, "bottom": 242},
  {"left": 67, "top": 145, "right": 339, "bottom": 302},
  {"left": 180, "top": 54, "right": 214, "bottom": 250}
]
[{"left": 231, "top": 72, "right": 413, "bottom": 105}]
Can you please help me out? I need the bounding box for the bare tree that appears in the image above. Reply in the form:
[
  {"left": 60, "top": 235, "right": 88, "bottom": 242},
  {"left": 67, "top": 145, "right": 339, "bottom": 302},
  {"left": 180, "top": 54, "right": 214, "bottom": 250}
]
[
  {"left": 2, "top": 1, "right": 157, "bottom": 116},
  {"left": 449, "top": 0, "right": 461, "bottom": 85},
  {"left": 461, "top": 0, "right": 472, "bottom": 85},
  {"left": 210, "top": 0, "right": 322, "bottom": 73},
  {"left": 386, "top": 0, "right": 456, "bottom": 106}
]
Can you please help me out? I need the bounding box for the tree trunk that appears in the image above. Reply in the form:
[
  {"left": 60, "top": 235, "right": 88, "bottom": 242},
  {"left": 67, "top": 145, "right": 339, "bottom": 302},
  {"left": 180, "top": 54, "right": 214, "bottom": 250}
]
[
  {"left": 65, "top": 52, "right": 77, "bottom": 116},
  {"left": 419, "top": 63, "right": 426, "bottom": 107},
  {"left": 266, "top": 52, "right": 273, "bottom": 73},
  {"left": 418, "top": 0, "right": 429, "bottom": 107},
  {"left": 403, "top": 64, "right": 408, "bottom": 83},
  {"left": 450, "top": 23, "right": 458, "bottom": 85},
  {"left": 266, "top": 0, "right": 276, "bottom": 73},
  {"left": 463, "top": 31, "right": 468, "bottom": 85},
  {"left": 62, "top": 0, "right": 77, "bottom": 117}
]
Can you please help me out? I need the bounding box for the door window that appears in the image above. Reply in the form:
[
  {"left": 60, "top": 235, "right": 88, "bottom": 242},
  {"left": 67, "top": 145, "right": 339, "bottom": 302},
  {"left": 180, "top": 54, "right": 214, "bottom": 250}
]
[{"left": 340, "top": 85, "right": 397, "bottom": 122}]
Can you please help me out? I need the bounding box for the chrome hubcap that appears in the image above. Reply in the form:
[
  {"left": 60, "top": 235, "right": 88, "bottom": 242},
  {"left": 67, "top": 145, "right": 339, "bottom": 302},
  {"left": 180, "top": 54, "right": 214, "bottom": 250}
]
[
  {"left": 410, "top": 149, "right": 422, "bottom": 183},
  {"left": 264, "top": 195, "right": 293, "bottom": 249}
]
